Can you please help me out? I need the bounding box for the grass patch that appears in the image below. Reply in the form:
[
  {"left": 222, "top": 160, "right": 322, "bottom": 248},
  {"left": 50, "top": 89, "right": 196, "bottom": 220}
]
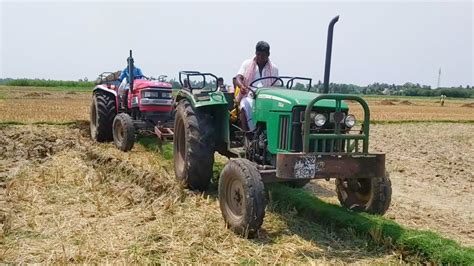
[
  {"left": 137, "top": 136, "right": 173, "bottom": 160},
  {"left": 5, "top": 79, "right": 94, "bottom": 88},
  {"left": 268, "top": 184, "right": 474, "bottom": 264}
]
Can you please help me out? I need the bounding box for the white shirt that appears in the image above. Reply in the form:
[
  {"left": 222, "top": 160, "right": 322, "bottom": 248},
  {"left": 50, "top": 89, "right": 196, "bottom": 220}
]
[{"left": 237, "top": 58, "right": 279, "bottom": 87}]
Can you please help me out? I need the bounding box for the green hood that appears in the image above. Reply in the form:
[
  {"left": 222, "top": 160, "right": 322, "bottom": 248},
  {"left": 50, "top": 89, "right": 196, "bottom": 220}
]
[{"left": 255, "top": 88, "right": 348, "bottom": 111}]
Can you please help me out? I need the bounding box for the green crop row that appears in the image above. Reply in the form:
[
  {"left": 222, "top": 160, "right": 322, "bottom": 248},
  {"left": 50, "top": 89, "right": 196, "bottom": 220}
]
[{"left": 4, "top": 79, "right": 94, "bottom": 88}]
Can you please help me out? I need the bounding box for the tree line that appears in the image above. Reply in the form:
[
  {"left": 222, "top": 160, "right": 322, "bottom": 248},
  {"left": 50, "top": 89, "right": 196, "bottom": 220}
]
[
  {"left": 1, "top": 78, "right": 472, "bottom": 98},
  {"left": 306, "top": 81, "right": 473, "bottom": 98}
]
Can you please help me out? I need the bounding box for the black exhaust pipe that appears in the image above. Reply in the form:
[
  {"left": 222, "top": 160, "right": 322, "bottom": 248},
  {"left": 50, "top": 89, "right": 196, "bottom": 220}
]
[
  {"left": 128, "top": 50, "right": 134, "bottom": 92},
  {"left": 323, "top": 15, "right": 339, "bottom": 94},
  {"left": 124, "top": 50, "right": 134, "bottom": 110}
]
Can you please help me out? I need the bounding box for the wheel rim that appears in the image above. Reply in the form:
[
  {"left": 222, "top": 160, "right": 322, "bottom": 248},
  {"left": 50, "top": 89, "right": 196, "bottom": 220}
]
[
  {"left": 114, "top": 119, "right": 124, "bottom": 143},
  {"left": 174, "top": 117, "right": 186, "bottom": 175},
  {"left": 225, "top": 175, "right": 245, "bottom": 219},
  {"left": 338, "top": 178, "right": 372, "bottom": 208}
]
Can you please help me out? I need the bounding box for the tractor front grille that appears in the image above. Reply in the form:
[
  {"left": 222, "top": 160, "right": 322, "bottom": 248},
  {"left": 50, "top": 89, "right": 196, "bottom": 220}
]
[
  {"left": 290, "top": 106, "right": 359, "bottom": 153},
  {"left": 278, "top": 115, "right": 290, "bottom": 150}
]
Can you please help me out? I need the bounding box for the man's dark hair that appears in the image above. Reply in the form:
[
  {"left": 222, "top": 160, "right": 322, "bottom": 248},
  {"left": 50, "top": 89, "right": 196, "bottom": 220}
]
[
  {"left": 217, "top": 77, "right": 224, "bottom": 82},
  {"left": 256, "top": 41, "right": 270, "bottom": 53}
]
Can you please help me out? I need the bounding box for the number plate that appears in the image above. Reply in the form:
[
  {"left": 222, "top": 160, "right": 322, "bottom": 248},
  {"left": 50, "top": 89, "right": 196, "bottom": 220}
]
[{"left": 294, "top": 155, "right": 325, "bottom": 179}]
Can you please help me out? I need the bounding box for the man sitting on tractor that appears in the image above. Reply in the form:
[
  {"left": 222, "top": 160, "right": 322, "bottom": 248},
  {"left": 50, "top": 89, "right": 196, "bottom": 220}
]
[
  {"left": 118, "top": 60, "right": 144, "bottom": 88},
  {"left": 235, "top": 41, "right": 279, "bottom": 131},
  {"left": 118, "top": 60, "right": 144, "bottom": 107}
]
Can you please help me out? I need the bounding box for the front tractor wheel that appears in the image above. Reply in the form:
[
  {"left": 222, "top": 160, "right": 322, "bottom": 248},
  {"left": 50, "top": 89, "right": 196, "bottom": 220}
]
[
  {"left": 335, "top": 173, "right": 392, "bottom": 215},
  {"left": 173, "top": 99, "right": 215, "bottom": 191},
  {"left": 112, "top": 113, "right": 135, "bottom": 152},
  {"left": 218, "top": 159, "right": 266, "bottom": 238}
]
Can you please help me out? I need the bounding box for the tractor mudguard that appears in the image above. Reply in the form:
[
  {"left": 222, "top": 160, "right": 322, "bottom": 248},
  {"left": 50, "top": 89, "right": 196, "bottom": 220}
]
[
  {"left": 93, "top": 85, "right": 119, "bottom": 112},
  {"left": 175, "top": 89, "right": 231, "bottom": 155}
]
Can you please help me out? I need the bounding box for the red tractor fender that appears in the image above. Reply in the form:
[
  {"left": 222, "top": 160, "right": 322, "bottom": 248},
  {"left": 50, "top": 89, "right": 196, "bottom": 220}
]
[{"left": 93, "top": 85, "right": 120, "bottom": 112}]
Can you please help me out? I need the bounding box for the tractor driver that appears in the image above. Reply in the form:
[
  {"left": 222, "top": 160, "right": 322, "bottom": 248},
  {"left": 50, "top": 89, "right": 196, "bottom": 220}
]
[
  {"left": 118, "top": 62, "right": 144, "bottom": 108},
  {"left": 118, "top": 63, "right": 144, "bottom": 94},
  {"left": 235, "top": 41, "right": 279, "bottom": 131}
]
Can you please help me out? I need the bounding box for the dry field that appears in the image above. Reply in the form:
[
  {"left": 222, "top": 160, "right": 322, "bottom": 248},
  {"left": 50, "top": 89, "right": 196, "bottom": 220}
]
[
  {"left": 0, "top": 86, "right": 473, "bottom": 123},
  {"left": 348, "top": 97, "right": 474, "bottom": 122},
  {"left": 0, "top": 87, "right": 90, "bottom": 122},
  {"left": 310, "top": 123, "right": 474, "bottom": 246},
  {"left": 0, "top": 85, "right": 473, "bottom": 263}
]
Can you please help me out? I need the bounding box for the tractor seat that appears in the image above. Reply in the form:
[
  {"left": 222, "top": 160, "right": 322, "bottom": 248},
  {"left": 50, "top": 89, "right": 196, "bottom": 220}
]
[{"left": 223, "top": 92, "right": 235, "bottom": 111}]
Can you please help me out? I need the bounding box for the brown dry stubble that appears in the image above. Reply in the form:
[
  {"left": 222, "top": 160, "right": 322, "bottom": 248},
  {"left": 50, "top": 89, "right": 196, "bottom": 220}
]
[
  {"left": 0, "top": 87, "right": 90, "bottom": 123},
  {"left": 0, "top": 125, "right": 397, "bottom": 264},
  {"left": 348, "top": 99, "right": 474, "bottom": 122}
]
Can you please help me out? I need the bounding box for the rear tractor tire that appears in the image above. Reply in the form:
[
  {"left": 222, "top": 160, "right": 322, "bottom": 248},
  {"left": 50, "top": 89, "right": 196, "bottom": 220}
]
[
  {"left": 335, "top": 172, "right": 392, "bottom": 215},
  {"left": 173, "top": 99, "right": 215, "bottom": 191},
  {"left": 90, "top": 92, "right": 116, "bottom": 142},
  {"left": 218, "top": 159, "right": 266, "bottom": 238},
  {"left": 112, "top": 113, "right": 135, "bottom": 152}
]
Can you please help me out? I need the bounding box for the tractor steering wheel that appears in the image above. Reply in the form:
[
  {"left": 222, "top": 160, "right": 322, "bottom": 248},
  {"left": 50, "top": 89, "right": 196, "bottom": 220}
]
[
  {"left": 246, "top": 76, "right": 284, "bottom": 99},
  {"left": 249, "top": 76, "right": 284, "bottom": 89}
]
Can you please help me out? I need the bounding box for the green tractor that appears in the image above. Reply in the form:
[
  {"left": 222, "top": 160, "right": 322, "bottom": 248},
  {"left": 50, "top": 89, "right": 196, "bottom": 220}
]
[{"left": 173, "top": 16, "right": 391, "bottom": 237}]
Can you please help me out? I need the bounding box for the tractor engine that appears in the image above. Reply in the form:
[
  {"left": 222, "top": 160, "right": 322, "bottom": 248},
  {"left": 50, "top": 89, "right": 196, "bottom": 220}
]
[{"left": 245, "top": 126, "right": 268, "bottom": 165}]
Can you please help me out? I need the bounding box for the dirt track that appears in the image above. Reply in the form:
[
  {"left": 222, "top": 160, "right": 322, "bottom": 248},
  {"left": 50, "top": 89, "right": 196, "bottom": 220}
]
[
  {"left": 309, "top": 123, "right": 474, "bottom": 246},
  {"left": 0, "top": 122, "right": 472, "bottom": 263}
]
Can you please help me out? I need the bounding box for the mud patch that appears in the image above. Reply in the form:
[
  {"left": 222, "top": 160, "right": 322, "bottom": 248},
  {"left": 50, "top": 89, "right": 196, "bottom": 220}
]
[
  {"left": 380, "top": 100, "right": 395, "bottom": 105},
  {"left": 399, "top": 100, "right": 415, "bottom": 105},
  {"left": 461, "top": 102, "right": 474, "bottom": 108},
  {"left": 0, "top": 125, "right": 82, "bottom": 180},
  {"left": 24, "top": 92, "right": 51, "bottom": 97}
]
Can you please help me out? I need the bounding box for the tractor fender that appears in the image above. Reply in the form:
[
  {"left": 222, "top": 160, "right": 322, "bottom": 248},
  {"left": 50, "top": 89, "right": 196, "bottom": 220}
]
[
  {"left": 93, "top": 85, "right": 119, "bottom": 112},
  {"left": 175, "top": 90, "right": 228, "bottom": 109},
  {"left": 175, "top": 89, "right": 231, "bottom": 156}
]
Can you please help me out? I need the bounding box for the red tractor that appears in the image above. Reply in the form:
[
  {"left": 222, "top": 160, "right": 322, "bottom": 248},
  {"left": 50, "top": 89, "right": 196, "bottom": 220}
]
[{"left": 90, "top": 50, "right": 174, "bottom": 151}]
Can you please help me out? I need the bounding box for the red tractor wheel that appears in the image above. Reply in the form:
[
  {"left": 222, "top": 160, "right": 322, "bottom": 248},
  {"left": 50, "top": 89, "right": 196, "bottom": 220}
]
[
  {"left": 112, "top": 113, "right": 135, "bottom": 152},
  {"left": 90, "top": 92, "right": 115, "bottom": 142}
]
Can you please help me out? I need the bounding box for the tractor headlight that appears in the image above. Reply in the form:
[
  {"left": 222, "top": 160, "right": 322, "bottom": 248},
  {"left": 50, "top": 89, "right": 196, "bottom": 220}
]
[
  {"left": 313, "top": 113, "right": 327, "bottom": 127},
  {"left": 344, "top": 114, "right": 356, "bottom": 128},
  {"left": 143, "top": 91, "right": 159, "bottom": 98}
]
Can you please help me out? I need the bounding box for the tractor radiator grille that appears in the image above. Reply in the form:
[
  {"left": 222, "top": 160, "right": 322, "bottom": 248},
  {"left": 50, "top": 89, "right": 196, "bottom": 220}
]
[{"left": 278, "top": 116, "right": 290, "bottom": 150}]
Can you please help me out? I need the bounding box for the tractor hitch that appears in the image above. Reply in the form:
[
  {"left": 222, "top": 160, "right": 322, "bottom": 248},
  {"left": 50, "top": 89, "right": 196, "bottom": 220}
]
[{"left": 154, "top": 126, "right": 174, "bottom": 142}]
